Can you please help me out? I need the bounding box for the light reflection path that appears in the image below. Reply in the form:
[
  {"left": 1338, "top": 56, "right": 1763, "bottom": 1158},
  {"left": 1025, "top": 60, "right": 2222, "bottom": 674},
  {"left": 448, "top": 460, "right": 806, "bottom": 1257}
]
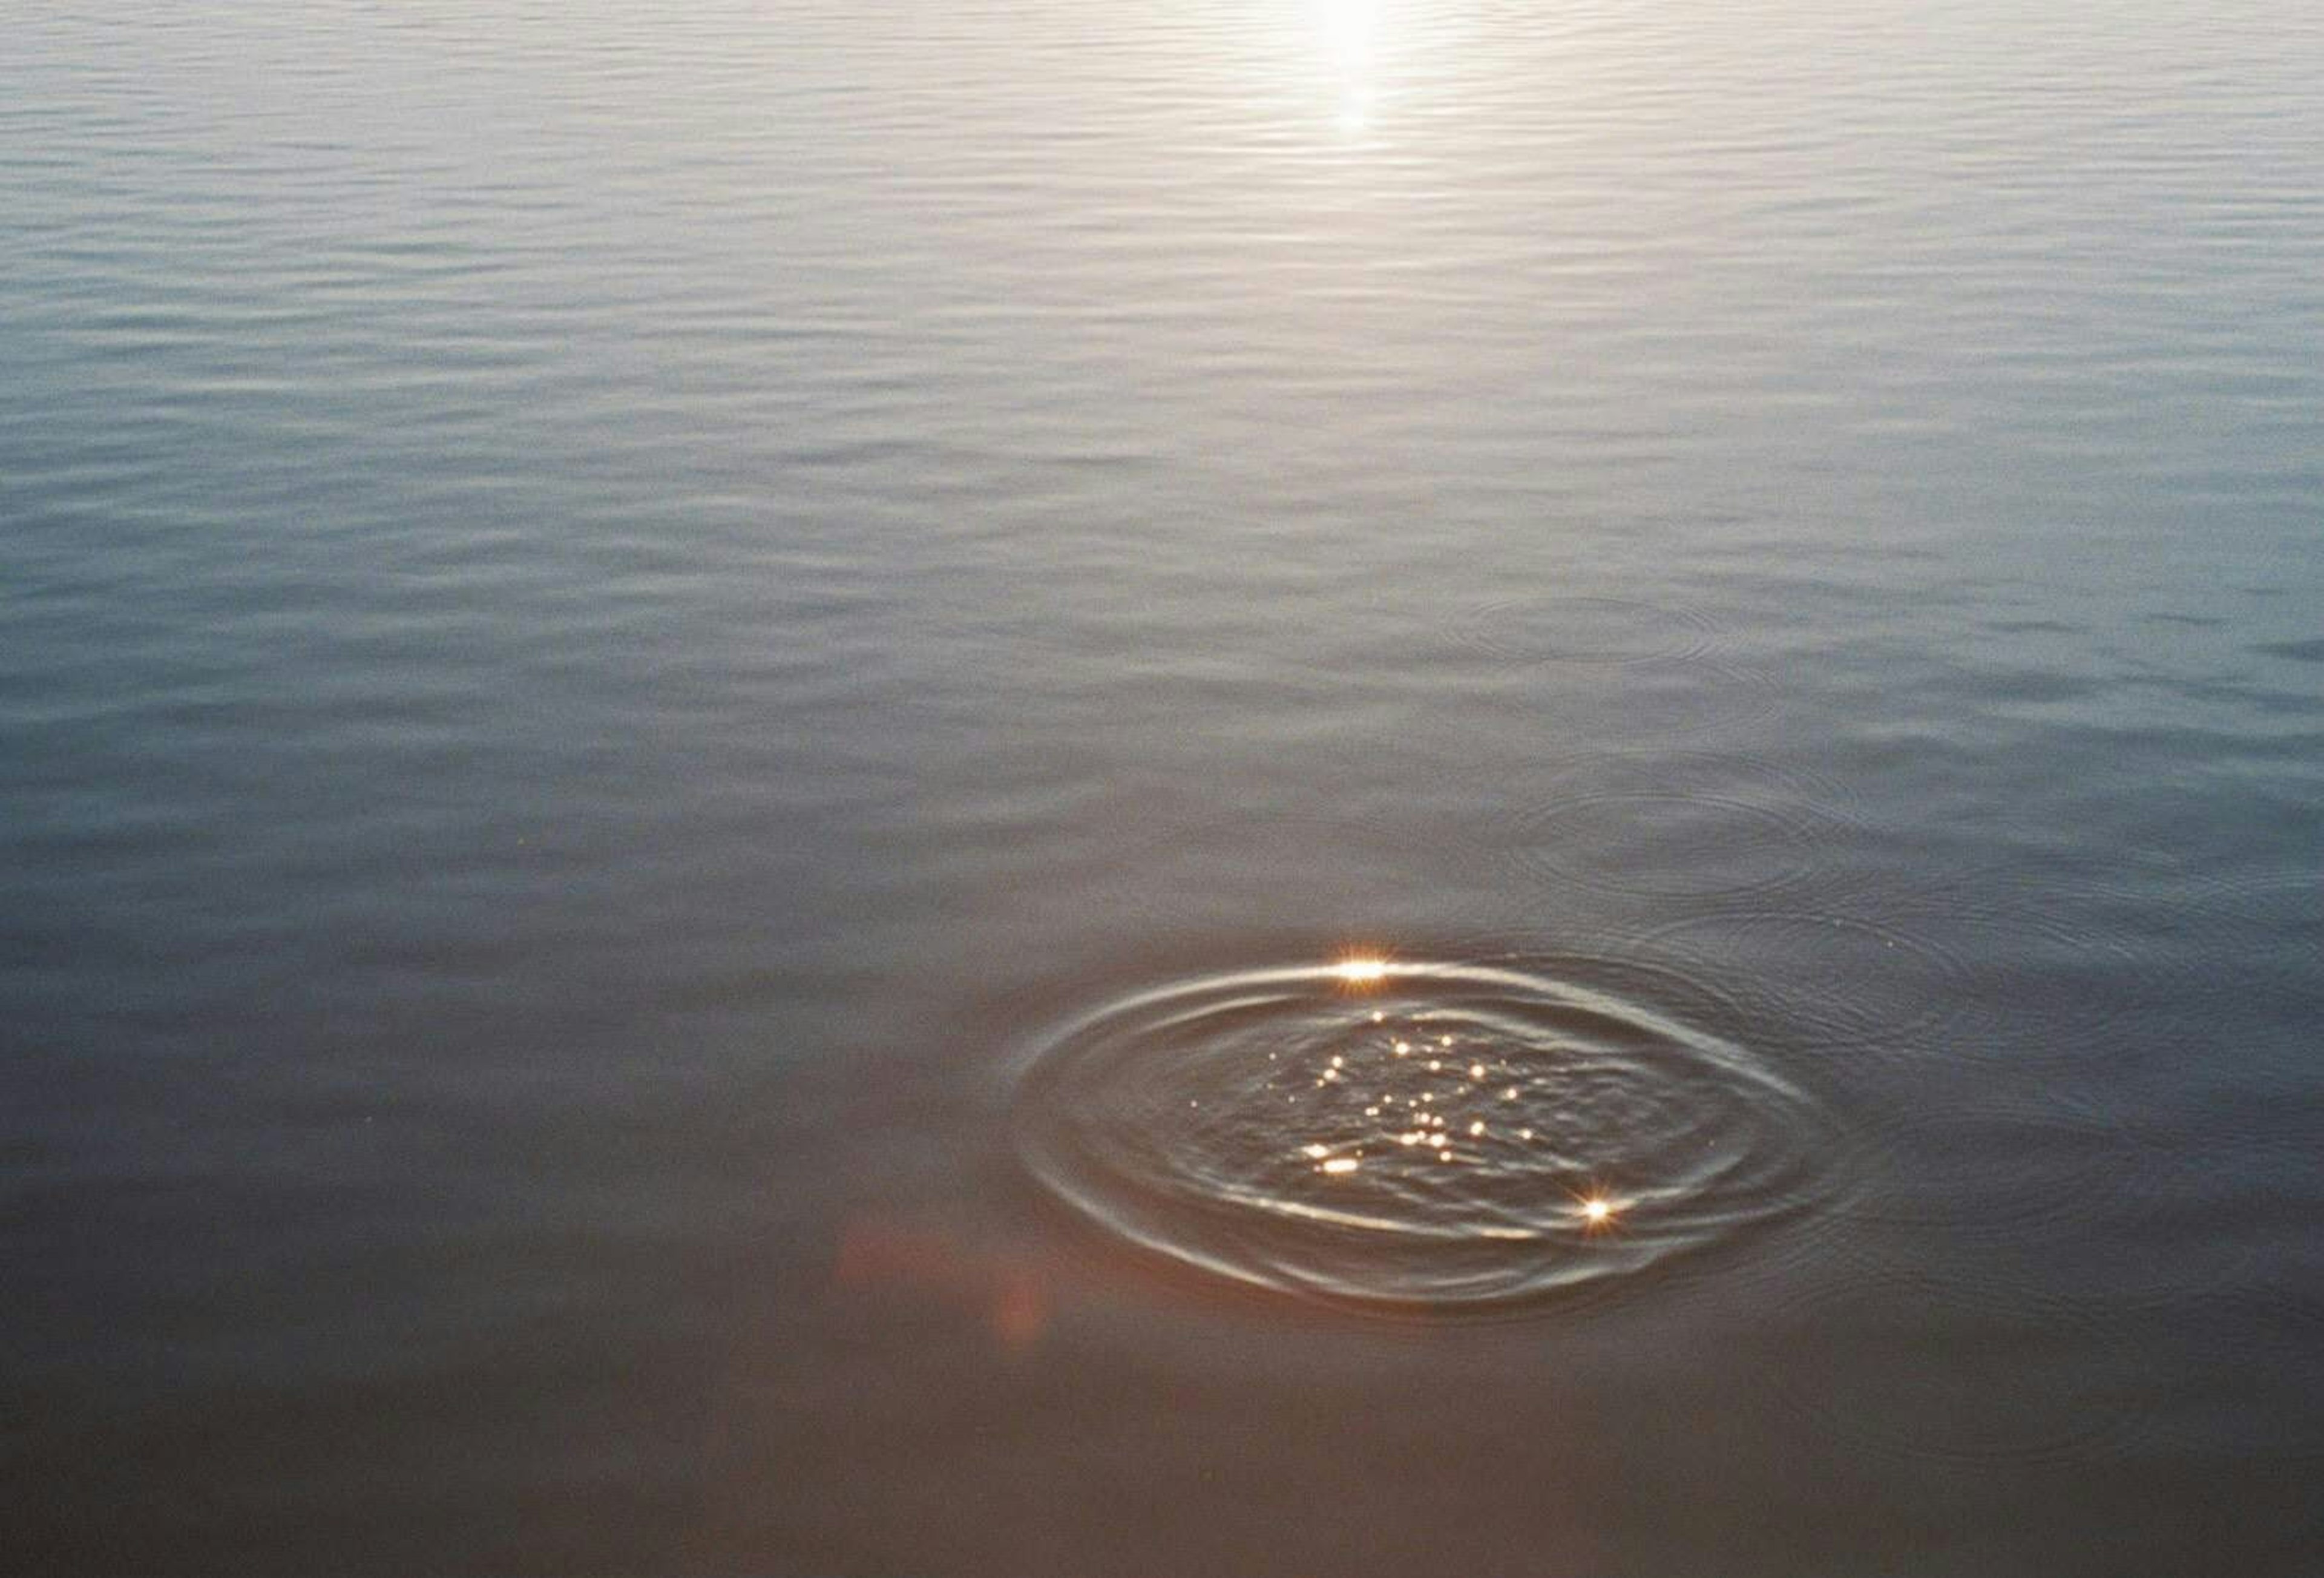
[
  {"left": 1310, "top": 0, "right": 1385, "bottom": 134},
  {"left": 1009, "top": 955, "right": 1834, "bottom": 1314}
]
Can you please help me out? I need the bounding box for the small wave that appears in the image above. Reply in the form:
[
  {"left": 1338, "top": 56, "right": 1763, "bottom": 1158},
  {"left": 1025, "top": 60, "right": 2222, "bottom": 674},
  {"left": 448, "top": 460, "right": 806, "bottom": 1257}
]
[{"left": 1009, "top": 956, "right": 1836, "bottom": 1315}]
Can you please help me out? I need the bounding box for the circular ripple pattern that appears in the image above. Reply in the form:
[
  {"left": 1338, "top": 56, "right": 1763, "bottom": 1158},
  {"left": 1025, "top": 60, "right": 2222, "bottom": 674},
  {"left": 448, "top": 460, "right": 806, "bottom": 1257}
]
[
  {"left": 1635, "top": 910, "right": 1972, "bottom": 1060},
  {"left": 1011, "top": 959, "right": 1835, "bottom": 1313},
  {"left": 1504, "top": 752, "right": 1866, "bottom": 904},
  {"left": 1458, "top": 594, "right": 1719, "bottom": 666}
]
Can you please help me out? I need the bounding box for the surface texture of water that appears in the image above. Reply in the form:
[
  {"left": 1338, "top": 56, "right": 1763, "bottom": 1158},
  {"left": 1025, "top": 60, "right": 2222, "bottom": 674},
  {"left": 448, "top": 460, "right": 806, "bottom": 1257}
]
[
  {"left": 5, "top": 1, "right": 2321, "bottom": 1573},
  {"left": 1011, "top": 956, "right": 1836, "bottom": 1311}
]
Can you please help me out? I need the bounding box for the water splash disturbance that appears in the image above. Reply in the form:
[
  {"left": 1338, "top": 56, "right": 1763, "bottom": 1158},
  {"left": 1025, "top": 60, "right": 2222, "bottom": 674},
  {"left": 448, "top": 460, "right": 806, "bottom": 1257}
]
[{"left": 1010, "top": 958, "right": 1834, "bottom": 1313}]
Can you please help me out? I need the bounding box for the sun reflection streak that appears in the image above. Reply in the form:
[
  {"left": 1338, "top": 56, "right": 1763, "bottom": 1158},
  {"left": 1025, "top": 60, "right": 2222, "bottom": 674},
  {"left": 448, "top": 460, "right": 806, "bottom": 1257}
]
[{"left": 1309, "top": 0, "right": 1386, "bottom": 134}]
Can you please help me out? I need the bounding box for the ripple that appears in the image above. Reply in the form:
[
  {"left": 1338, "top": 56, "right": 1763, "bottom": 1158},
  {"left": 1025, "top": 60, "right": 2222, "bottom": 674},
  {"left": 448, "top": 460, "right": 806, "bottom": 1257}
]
[
  {"left": 1626, "top": 890, "right": 2233, "bottom": 1093},
  {"left": 1864, "top": 870, "right": 2272, "bottom": 1066},
  {"left": 1615, "top": 890, "right": 2268, "bottom": 1320},
  {"left": 1833, "top": 1083, "right": 2156, "bottom": 1240},
  {"left": 1634, "top": 910, "right": 1972, "bottom": 1061},
  {"left": 1503, "top": 752, "right": 1863, "bottom": 904},
  {"left": 1009, "top": 957, "right": 1836, "bottom": 1315},
  {"left": 1807, "top": 1080, "right": 2255, "bottom": 1327},
  {"left": 1457, "top": 594, "right": 1718, "bottom": 666}
]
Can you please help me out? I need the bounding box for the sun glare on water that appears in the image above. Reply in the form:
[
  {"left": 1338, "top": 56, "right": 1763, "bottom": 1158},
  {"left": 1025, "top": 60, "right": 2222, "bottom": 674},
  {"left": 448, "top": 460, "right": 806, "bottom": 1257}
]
[{"left": 1309, "top": 0, "right": 1386, "bottom": 134}]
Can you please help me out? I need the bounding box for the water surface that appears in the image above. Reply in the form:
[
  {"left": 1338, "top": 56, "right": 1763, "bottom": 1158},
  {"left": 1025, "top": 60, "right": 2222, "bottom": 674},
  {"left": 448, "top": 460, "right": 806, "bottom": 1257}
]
[{"left": 4, "top": 1, "right": 2321, "bottom": 1573}]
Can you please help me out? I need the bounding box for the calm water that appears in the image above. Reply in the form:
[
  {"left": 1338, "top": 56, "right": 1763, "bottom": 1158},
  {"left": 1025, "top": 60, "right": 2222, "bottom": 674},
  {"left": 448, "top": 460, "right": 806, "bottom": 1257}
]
[{"left": 5, "top": 1, "right": 2322, "bottom": 1571}]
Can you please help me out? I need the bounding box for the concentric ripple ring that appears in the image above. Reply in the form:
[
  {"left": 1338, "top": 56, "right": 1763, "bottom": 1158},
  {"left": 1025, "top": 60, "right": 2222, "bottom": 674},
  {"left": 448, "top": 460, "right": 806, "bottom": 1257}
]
[{"left": 1010, "top": 958, "right": 1836, "bottom": 1313}]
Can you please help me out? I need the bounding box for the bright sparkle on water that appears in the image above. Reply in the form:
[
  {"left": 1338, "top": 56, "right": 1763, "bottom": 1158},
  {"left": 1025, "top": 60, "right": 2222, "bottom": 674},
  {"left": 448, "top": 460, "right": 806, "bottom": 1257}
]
[
  {"left": 1013, "top": 957, "right": 1830, "bottom": 1310},
  {"left": 1309, "top": 0, "right": 1385, "bottom": 134},
  {"left": 1294, "top": 990, "right": 1592, "bottom": 1177}
]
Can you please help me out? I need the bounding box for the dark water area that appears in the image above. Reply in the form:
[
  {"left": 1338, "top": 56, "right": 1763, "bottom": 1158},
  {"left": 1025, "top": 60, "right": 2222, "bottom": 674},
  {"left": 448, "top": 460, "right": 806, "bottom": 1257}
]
[{"left": 4, "top": 1, "right": 2321, "bottom": 1572}]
